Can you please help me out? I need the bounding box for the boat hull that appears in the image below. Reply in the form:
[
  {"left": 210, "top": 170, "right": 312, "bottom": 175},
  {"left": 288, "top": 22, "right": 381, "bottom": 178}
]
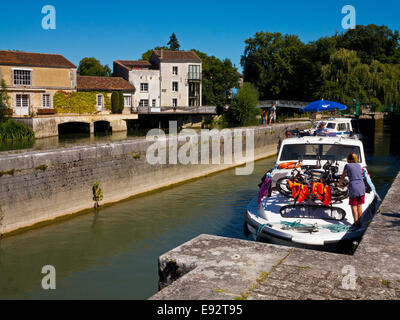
[{"left": 245, "top": 192, "right": 378, "bottom": 246}]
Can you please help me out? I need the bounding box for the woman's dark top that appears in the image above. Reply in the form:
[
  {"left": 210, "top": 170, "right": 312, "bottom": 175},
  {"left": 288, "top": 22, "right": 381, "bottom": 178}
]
[{"left": 344, "top": 163, "right": 366, "bottom": 198}]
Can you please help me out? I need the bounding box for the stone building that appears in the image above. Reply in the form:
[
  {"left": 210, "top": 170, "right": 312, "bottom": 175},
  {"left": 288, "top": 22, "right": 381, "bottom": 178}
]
[
  {"left": 0, "top": 50, "right": 76, "bottom": 116},
  {"left": 113, "top": 60, "right": 160, "bottom": 109},
  {"left": 76, "top": 75, "right": 135, "bottom": 114},
  {"left": 113, "top": 50, "right": 202, "bottom": 109}
]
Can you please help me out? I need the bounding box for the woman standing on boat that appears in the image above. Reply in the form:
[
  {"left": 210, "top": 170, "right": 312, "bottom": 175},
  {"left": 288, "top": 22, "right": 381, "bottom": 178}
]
[{"left": 339, "top": 153, "right": 366, "bottom": 228}]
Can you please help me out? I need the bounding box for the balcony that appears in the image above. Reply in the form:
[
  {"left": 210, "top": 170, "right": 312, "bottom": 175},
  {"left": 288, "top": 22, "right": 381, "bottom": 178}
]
[{"left": 188, "top": 72, "right": 202, "bottom": 81}]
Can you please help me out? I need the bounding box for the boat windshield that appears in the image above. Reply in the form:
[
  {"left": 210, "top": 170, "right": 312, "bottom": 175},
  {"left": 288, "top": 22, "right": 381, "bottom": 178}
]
[
  {"left": 327, "top": 123, "right": 336, "bottom": 129},
  {"left": 279, "top": 143, "right": 362, "bottom": 162}
]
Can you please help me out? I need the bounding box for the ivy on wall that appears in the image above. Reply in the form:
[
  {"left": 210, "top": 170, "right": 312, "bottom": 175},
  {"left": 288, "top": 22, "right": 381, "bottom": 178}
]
[{"left": 54, "top": 91, "right": 111, "bottom": 114}]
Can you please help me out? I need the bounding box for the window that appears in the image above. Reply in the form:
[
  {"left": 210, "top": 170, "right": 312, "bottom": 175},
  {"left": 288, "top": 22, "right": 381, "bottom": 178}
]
[
  {"left": 338, "top": 123, "right": 347, "bottom": 131},
  {"left": 42, "top": 94, "right": 51, "bottom": 108},
  {"left": 327, "top": 123, "right": 336, "bottom": 129},
  {"left": 172, "top": 99, "right": 178, "bottom": 107},
  {"left": 172, "top": 66, "right": 178, "bottom": 75},
  {"left": 172, "top": 82, "right": 178, "bottom": 92},
  {"left": 189, "top": 82, "right": 201, "bottom": 106},
  {"left": 123, "top": 94, "right": 132, "bottom": 107},
  {"left": 16, "top": 94, "right": 29, "bottom": 108},
  {"left": 139, "top": 99, "right": 149, "bottom": 107},
  {"left": 140, "top": 83, "right": 149, "bottom": 92},
  {"left": 97, "top": 94, "right": 104, "bottom": 109},
  {"left": 279, "top": 144, "right": 362, "bottom": 163},
  {"left": 152, "top": 99, "right": 156, "bottom": 107},
  {"left": 188, "top": 65, "right": 201, "bottom": 80},
  {"left": 13, "top": 69, "right": 32, "bottom": 86}
]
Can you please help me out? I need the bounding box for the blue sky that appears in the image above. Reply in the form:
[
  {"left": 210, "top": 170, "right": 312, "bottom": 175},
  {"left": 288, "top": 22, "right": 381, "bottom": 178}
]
[{"left": 1, "top": 0, "right": 399, "bottom": 72}]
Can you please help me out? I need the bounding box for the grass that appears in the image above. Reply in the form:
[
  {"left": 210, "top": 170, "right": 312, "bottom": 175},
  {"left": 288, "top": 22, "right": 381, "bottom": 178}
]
[
  {"left": 0, "top": 169, "right": 15, "bottom": 177},
  {"left": 213, "top": 288, "right": 226, "bottom": 294},
  {"left": 234, "top": 271, "right": 270, "bottom": 300},
  {"left": 0, "top": 119, "right": 35, "bottom": 141},
  {"left": 381, "top": 280, "right": 391, "bottom": 287},
  {"left": 35, "top": 165, "right": 48, "bottom": 171},
  {"left": 133, "top": 152, "right": 141, "bottom": 159}
]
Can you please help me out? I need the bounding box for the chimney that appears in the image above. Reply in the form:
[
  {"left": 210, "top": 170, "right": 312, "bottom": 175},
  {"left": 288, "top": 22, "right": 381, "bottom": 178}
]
[{"left": 160, "top": 49, "right": 163, "bottom": 59}]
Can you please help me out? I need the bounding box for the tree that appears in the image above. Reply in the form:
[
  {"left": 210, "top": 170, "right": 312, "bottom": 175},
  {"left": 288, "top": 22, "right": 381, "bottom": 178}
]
[
  {"left": 241, "top": 31, "right": 317, "bottom": 100},
  {"left": 227, "top": 83, "right": 259, "bottom": 125},
  {"left": 111, "top": 91, "right": 120, "bottom": 114},
  {"left": 310, "top": 36, "right": 338, "bottom": 65},
  {"left": 192, "top": 50, "right": 240, "bottom": 106},
  {"left": 167, "top": 33, "right": 180, "bottom": 51},
  {"left": 118, "top": 91, "right": 124, "bottom": 113},
  {"left": 317, "top": 48, "right": 400, "bottom": 106},
  {"left": 336, "top": 24, "right": 400, "bottom": 64},
  {"left": 0, "top": 79, "right": 10, "bottom": 122},
  {"left": 77, "top": 57, "right": 112, "bottom": 77}
]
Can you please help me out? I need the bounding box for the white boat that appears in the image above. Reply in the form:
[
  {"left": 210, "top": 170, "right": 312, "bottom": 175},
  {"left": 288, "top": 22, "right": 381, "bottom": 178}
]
[
  {"left": 245, "top": 136, "right": 378, "bottom": 246},
  {"left": 309, "top": 118, "right": 361, "bottom": 139}
]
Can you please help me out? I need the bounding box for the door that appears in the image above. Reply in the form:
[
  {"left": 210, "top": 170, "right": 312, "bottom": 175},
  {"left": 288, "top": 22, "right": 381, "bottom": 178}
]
[
  {"left": 15, "top": 94, "right": 30, "bottom": 116},
  {"left": 96, "top": 94, "right": 104, "bottom": 112}
]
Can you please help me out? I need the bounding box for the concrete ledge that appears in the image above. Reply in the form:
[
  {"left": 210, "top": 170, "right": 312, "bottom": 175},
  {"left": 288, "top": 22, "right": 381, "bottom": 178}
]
[{"left": 150, "top": 171, "right": 400, "bottom": 300}]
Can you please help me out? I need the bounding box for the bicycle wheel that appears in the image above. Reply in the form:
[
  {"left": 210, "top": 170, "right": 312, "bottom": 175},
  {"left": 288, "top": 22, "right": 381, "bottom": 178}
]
[
  {"left": 330, "top": 181, "right": 349, "bottom": 200},
  {"left": 276, "top": 177, "right": 293, "bottom": 198}
]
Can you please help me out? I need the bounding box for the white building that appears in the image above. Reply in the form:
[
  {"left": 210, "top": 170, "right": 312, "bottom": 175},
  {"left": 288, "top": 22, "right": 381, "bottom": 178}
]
[
  {"left": 113, "top": 60, "right": 160, "bottom": 109},
  {"left": 114, "top": 50, "right": 202, "bottom": 109},
  {"left": 150, "top": 50, "right": 202, "bottom": 107}
]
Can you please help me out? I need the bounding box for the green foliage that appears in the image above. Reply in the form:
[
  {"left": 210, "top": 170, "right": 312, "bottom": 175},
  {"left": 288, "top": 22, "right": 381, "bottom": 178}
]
[
  {"left": 78, "top": 57, "right": 111, "bottom": 77},
  {"left": 317, "top": 48, "right": 400, "bottom": 106},
  {"left": 241, "top": 31, "right": 319, "bottom": 100},
  {"left": 118, "top": 91, "right": 124, "bottom": 113},
  {"left": 92, "top": 181, "right": 103, "bottom": 208},
  {"left": 54, "top": 91, "right": 111, "bottom": 114},
  {"left": 167, "top": 32, "right": 181, "bottom": 50},
  {"left": 192, "top": 49, "right": 240, "bottom": 106},
  {"left": 35, "top": 165, "right": 48, "bottom": 171},
  {"left": 0, "top": 79, "right": 10, "bottom": 122},
  {"left": 241, "top": 25, "right": 400, "bottom": 110},
  {"left": 0, "top": 119, "right": 35, "bottom": 141},
  {"left": 226, "top": 83, "right": 259, "bottom": 126},
  {"left": 336, "top": 24, "right": 400, "bottom": 64},
  {"left": 111, "top": 91, "right": 120, "bottom": 114}
]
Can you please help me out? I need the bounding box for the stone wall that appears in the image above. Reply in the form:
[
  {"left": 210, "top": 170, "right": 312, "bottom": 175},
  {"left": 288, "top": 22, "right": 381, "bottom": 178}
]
[
  {"left": 0, "top": 122, "right": 309, "bottom": 235},
  {"left": 13, "top": 114, "right": 138, "bottom": 138}
]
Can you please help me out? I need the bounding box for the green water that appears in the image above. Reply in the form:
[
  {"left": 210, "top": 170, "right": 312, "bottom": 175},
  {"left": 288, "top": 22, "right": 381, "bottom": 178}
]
[{"left": 0, "top": 122, "right": 399, "bottom": 300}]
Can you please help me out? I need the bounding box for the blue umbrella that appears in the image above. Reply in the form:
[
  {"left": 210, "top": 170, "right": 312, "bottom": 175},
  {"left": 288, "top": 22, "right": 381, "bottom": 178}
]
[{"left": 301, "top": 100, "right": 347, "bottom": 112}]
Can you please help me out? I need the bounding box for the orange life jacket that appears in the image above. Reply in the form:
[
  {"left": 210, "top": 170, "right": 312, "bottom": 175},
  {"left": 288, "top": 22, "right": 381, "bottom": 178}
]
[
  {"left": 312, "top": 182, "right": 332, "bottom": 206},
  {"left": 278, "top": 162, "right": 301, "bottom": 170},
  {"left": 288, "top": 180, "right": 310, "bottom": 203}
]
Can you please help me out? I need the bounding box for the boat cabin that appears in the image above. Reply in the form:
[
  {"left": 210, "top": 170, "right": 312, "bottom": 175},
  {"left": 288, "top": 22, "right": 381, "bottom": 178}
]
[
  {"left": 276, "top": 136, "right": 366, "bottom": 174},
  {"left": 310, "top": 118, "right": 354, "bottom": 137}
]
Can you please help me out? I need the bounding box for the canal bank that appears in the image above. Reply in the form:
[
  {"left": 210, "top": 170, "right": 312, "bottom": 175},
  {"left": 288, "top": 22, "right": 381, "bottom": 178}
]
[
  {"left": 150, "top": 170, "right": 400, "bottom": 300},
  {"left": 0, "top": 122, "right": 309, "bottom": 236}
]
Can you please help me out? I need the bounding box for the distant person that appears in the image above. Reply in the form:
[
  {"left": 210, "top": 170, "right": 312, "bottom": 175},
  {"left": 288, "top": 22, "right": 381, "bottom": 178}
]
[
  {"left": 262, "top": 109, "right": 267, "bottom": 126},
  {"left": 314, "top": 122, "right": 328, "bottom": 136},
  {"left": 338, "top": 153, "right": 366, "bottom": 229},
  {"left": 269, "top": 104, "right": 276, "bottom": 125}
]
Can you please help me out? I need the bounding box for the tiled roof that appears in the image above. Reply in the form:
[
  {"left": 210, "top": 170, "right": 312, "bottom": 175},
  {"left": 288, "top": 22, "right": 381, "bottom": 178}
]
[
  {"left": 115, "top": 60, "right": 154, "bottom": 70},
  {"left": 153, "top": 50, "right": 201, "bottom": 62},
  {"left": 77, "top": 75, "right": 135, "bottom": 92},
  {"left": 0, "top": 50, "right": 76, "bottom": 68}
]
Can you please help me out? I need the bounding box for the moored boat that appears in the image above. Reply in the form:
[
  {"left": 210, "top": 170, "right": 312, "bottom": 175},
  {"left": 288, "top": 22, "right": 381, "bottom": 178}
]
[{"left": 245, "top": 136, "right": 378, "bottom": 246}]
